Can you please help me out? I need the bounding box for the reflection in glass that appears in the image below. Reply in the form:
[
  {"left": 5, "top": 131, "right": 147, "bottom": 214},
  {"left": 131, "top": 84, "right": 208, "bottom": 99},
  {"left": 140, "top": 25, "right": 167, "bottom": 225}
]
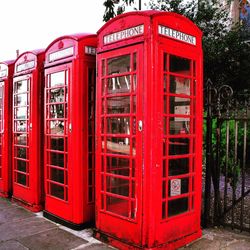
[
  {"left": 17, "top": 147, "right": 27, "bottom": 159},
  {"left": 168, "top": 197, "right": 188, "bottom": 217},
  {"left": 170, "top": 55, "right": 191, "bottom": 75},
  {"left": 50, "top": 168, "right": 64, "bottom": 184},
  {"left": 169, "top": 158, "right": 189, "bottom": 176},
  {"left": 49, "top": 88, "right": 65, "bottom": 103},
  {"left": 16, "top": 120, "right": 27, "bottom": 132},
  {"left": 17, "top": 160, "right": 27, "bottom": 172},
  {"left": 107, "top": 76, "right": 131, "bottom": 94},
  {"left": 170, "top": 118, "right": 190, "bottom": 135},
  {"left": 50, "top": 152, "right": 64, "bottom": 168},
  {"left": 107, "top": 117, "right": 130, "bottom": 134},
  {"left": 50, "top": 71, "right": 65, "bottom": 87},
  {"left": 14, "top": 80, "right": 29, "bottom": 94},
  {"left": 17, "top": 173, "right": 27, "bottom": 186},
  {"left": 15, "top": 107, "right": 27, "bottom": 119},
  {"left": 170, "top": 76, "right": 190, "bottom": 95},
  {"left": 170, "top": 96, "right": 190, "bottom": 115},
  {"left": 49, "top": 104, "right": 64, "bottom": 118},
  {"left": 107, "top": 96, "right": 130, "bottom": 114},
  {"left": 106, "top": 156, "right": 130, "bottom": 176},
  {"left": 14, "top": 94, "right": 29, "bottom": 106},
  {"left": 15, "top": 134, "right": 28, "bottom": 145},
  {"left": 50, "top": 183, "right": 64, "bottom": 200},
  {"left": 50, "top": 137, "right": 64, "bottom": 151},
  {"left": 49, "top": 120, "right": 64, "bottom": 135},
  {"left": 107, "top": 176, "right": 129, "bottom": 197},
  {"left": 108, "top": 55, "right": 130, "bottom": 75},
  {"left": 106, "top": 195, "right": 129, "bottom": 217},
  {"left": 106, "top": 137, "right": 130, "bottom": 155}
]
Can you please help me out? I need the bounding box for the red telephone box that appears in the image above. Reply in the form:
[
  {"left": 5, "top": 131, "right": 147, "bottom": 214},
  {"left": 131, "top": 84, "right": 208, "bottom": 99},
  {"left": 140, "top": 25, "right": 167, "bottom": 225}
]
[
  {"left": 95, "top": 11, "right": 203, "bottom": 249},
  {"left": 12, "top": 49, "right": 45, "bottom": 211},
  {"left": 43, "top": 33, "right": 97, "bottom": 229},
  {"left": 0, "top": 60, "right": 14, "bottom": 197}
]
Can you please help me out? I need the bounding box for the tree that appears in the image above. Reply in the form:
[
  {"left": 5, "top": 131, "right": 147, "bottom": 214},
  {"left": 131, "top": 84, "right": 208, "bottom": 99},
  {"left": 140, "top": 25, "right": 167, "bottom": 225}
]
[{"left": 102, "top": 0, "right": 250, "bottom": 92}]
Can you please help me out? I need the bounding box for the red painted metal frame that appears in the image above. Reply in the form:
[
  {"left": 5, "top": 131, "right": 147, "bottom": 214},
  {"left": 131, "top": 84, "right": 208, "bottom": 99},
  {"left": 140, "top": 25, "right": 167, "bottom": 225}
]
[
  {"left": 95, "top": 11, "right": 203, "bottom": 249},
  {"left": 12, "top": 50, "right": 45, "bottom": 212},
  {"left": 0, "top": 60, "right": 14, "bottom": 197},
  {"left": 43, "top": 34, "right": 97, "bottom": 229}
]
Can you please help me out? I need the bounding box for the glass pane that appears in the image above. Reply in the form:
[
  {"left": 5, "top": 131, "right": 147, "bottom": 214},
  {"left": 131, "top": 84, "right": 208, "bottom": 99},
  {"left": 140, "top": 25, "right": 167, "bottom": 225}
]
[
  {"left": 17, "top": 173, "right": 27, "bottom": 186},
  {"left": 170, "top": 76, "right": 190, "bottom": 95},
  {"left": 15, "top": 134, "right": 28, "bottom": 145},
  {"left": 107, "top": 96, "right": 130, "bottom": 114},
  {"left": 50, "top": 152, "right": 64, "bottom": 168},
  {"left": 50, "top": 168, "right": 64, "bottom": 184},
  {"left": 168, "top": 197, "right": 188, "bottom": 217},
  {"left": 106, "top": 156, "right": 130, "bottom": 176},
  {"left": 14, "top": 94, "right": 29, "bottom": 106},
  {"left": 16, "top": 147, "right": 28, "bottom": 159},
  {"left": 106, "top": 195, "right": 129, "bottom": 217},
  {"left": 107, "top": 117, "right": 130, "bottom": 134},
  {"left": 170, "top": 55, "right": 191, "bottom": 75},
  {"left": 169, "top": 158, "right": 189, "bottom": 176},
  {"left": 108, "top": 55, "right": 130, "bottom": 75},
  {"left": 163, "top": 53, "right": 167, "bottom": 71},
  {"left": 168, "top": 178, "right": 189, "bottom": 197},
  {"left": 50, "top": 71, "right": 65, "bottom": 87},
  {"left": 169, "top": 138, "right": 190, "bottom": 155},
  {"left": 14, "top": 80, "right": 28, "bottom": 93},
  {"left": 15, "top": 107, "right": 28, "bottom": 119},
  {"left": 107, "top": 76, "right": 131, "bottom": 94},
  {"left": 133, "top": 53, "right": 137, "bottom": 71},
  {"left": 15, "top": 120, "right": 27, "bottom": 132},
  {"left": 49, "top": 137, "right": 64, "bottom": 151},
  {"left": 169, "top": 118, "right": 190, "bottom": 135},
  {"left": 49, "top": 104, "right": 65, "bottom": 118},
  {"left": 107, "top": 176, "right": 129, "bottom": 197},
  {"left": 17, "top": 160, "right": 27, "bottom": 172},
  {"left": 170, "top": 96, "right": 190, "bottom": 115},
  {"left": 106, "top": 137, "right": 130, "bottom": 155},
  {"left": 49, "top": 88, "right": 65, "bottom": 103},
  {"left": 50, "top": 183, "right": 64, "bottom": 200},
  {"left": 49, "top": 120, "right": 64, "bottom": 135}
]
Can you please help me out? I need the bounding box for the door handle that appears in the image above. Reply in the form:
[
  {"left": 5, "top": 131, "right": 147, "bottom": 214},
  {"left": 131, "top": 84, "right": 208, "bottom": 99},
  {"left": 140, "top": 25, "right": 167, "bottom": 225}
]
[
  {"left": 138, "top": 120, "right": 143, "bottom": 132},
  {"left": 69, "top": 123, "right": 72, "bottom": 133}
]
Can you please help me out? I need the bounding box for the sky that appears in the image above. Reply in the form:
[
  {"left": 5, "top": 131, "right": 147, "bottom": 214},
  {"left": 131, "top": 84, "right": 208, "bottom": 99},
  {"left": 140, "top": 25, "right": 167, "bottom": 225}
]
[{"left": 0, "top": 0, "right": 106, "bottom": 62}]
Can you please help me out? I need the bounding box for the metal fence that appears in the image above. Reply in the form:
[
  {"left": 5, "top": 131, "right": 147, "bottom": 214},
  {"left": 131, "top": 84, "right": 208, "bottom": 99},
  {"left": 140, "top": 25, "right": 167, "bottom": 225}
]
[{"left": 203, "top": 79, "right": 250, "bottom": 232}]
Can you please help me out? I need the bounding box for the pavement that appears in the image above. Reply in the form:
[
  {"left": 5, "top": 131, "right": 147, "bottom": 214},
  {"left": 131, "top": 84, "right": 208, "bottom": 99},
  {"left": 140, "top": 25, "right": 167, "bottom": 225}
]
[{"left": 0, "top": 197, "right": 250, "bottom": 250}]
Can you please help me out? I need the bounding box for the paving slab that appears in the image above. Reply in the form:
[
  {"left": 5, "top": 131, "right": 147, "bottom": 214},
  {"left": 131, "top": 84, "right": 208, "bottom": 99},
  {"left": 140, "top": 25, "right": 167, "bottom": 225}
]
[
  {"left": 0, "top": 198, "right": 15, "bottom": 210},
  {"left": 0, "top": 240, "right": 28, "bottom": 250},
  {"left": 19, "top": 228, "right": 88, "bottom": 250}
]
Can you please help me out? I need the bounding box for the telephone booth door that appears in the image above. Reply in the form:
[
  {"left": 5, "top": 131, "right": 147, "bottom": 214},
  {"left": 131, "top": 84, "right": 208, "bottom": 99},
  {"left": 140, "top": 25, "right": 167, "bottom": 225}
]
[
  {"left": 44, "top": 64, "right": 71, "bottom": 216},
  {"left": 96, "top": 44, "right": 144, "bottom": 244},
  {"left": 13, "top": 76, "right": 31, "bottom": 193},
  {"left": 43, "top": 34, "right": 97, "bottom": 229},
  {"left": 0, "top": 61, "right": 13, "bottom": 197},
  {"left": 12, "top": 50, "right": 44, "bottom": 211},
  {"left": 96, "top": 11, "right": 203, "bottom": 249}
]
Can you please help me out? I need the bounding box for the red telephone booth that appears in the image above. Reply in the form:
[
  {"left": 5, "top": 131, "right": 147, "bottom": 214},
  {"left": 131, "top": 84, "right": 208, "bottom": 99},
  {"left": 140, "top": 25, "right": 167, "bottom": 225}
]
[
  {"left": 95, "top": 11, "right": 203, "bottom": 249},
  {"left": 12, "top": 49, "right": 45, "bottom": 211},
  {"left": 0, "top": 60, "right": 14, "bottom": 197},
  {"left": 43, "top": 33, "right": 97, "bottom": 229}
]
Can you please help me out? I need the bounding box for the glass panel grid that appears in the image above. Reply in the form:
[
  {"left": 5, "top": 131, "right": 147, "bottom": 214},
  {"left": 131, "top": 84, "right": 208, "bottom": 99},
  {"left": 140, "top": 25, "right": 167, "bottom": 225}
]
[
  {"left": 100, "top": 52, "right": 138, "bottom": 220},
  {"left": 45, "top": 70, "right": 69, "bottom": 201},
  {"left": 162, "top": 52, "right": 196, "bottom": 220},
  {"left": 13, "top": 79, "right": 30, "bottom": 187}
]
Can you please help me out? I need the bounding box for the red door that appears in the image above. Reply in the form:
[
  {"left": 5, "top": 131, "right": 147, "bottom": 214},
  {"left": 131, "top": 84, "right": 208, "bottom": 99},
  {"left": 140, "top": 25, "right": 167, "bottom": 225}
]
[
  {"left": 13, "top": 75, "right": 32, "bottom": 201},
  {"left": 0, "top": 81, "right": 4, "bottom": 182},
  {"left": 96, "top": 44, "right": 143, "bottom": 245},
  {"left": 44, "top": 63, "right": 72, "bottom": 220},
  {"left": 156, "top": 47, "right": 202, "bottom": 243}
]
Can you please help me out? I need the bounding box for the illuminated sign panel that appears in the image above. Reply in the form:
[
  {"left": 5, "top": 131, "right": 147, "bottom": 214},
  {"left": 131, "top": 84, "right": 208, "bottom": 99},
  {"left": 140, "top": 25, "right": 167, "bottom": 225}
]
[
  {"left": 16, "top": 61, "right": 35, "bottom": 73},
  {"left": 0, "top": 64, "right": 8, "bottom": 78},
  {"left": 49, "top": 47, "right": 74, "bottom": 62},
  {"left": 85, "top": 46, "right": 96, "bottom": 55},
  {"left": 104, "top": 25, "right": 144, "bottom": 44},
  {"left": 158, "top": 25, "right": 196, "bottom": 46}
]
